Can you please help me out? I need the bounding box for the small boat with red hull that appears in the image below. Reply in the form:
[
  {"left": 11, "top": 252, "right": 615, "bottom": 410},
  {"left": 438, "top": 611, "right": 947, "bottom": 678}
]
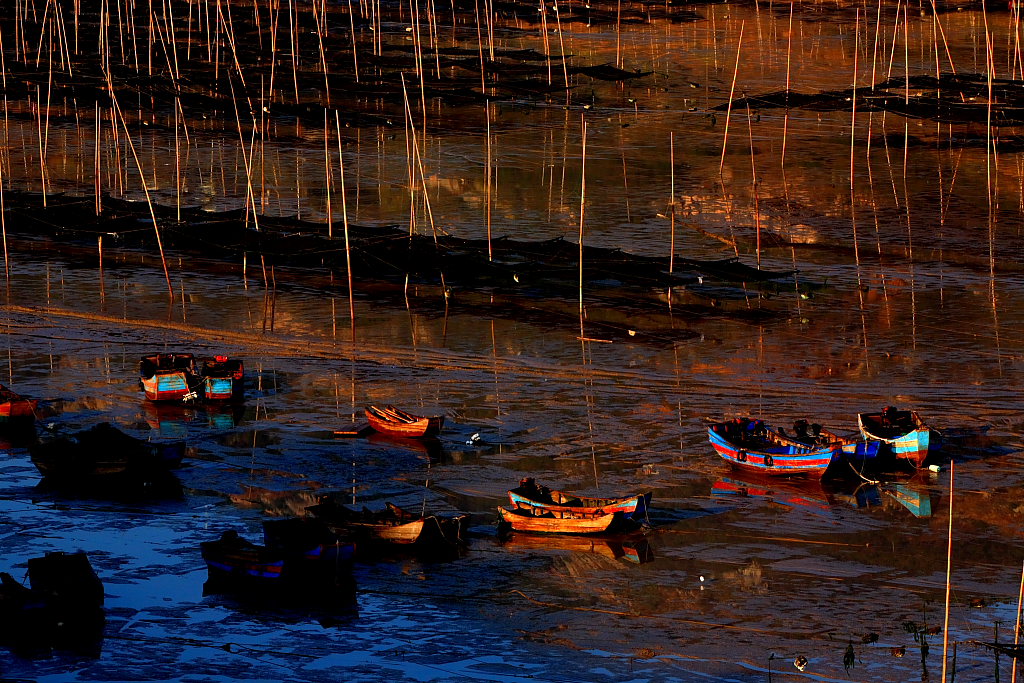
[
  {"left": 857, "top": 407, "right": 937, "bottom": 468},
  {"left": 707, "top": 417, "right": 839, "bottom": 479},
  {"left": 197, "top": 356, "right": 244, "bottom": 401},
  {"left": 508, "top": 478, "right": 651, "bottom": 521},
  {"left": 365, "top": 405, "right": 444, "bottom": 438},
  {"left": 0, "top": 384, "right": 37, "bottom": 425},
  {"left": 139, "top": 353, "right": 198, "bottom": 402}
]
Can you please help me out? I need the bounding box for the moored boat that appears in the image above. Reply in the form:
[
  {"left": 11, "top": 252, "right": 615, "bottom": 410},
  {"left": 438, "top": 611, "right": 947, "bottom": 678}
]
[
  {"left": 197, "top": 355, "right": 244, "bottom": 401},
  {"left": 364, "top": 405, "right": 444, "bottom": 438},
  {"left": 0, "top": 384, "right": 37, "bottom": 425},
  {"left": 707, "top": 417, "right": 839, "bottom": 479},
  {"left": 508, "top": 478, "right": 651, "bottom": 521},
  {"left": 769, "top": 419, "right": 880, "bottom": 466},
  {"left": 857, "top": 407, "right": 936, "bottom": 468},
  {"left": 139, "top": 353, "right": 199, "bottom": 402},
  {"left": 201, "top": 530, "right": 286, "bottom": 580},
  {"left": 306, "top": 499, "right": 466, "bottom": 550},
  {"left": 497, "top": 506, "right": 633, "bottom": 535},
  {"left": 261, "top": 517, "right": 356, "bottom": 566},
  {"left": 29, "top": 422, "right": 185, "bottom": 481}
]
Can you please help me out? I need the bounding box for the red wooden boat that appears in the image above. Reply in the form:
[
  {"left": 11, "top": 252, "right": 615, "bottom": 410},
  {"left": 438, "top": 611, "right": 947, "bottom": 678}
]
[
  {"left": 365, "top": 405, "right": 444, "bottom": 438},
  {"left": 139, "top": 353, "right": 199, "bottom": 402},
  {"left": 0, "top": 384, "right": 37, "bottom": 424}
]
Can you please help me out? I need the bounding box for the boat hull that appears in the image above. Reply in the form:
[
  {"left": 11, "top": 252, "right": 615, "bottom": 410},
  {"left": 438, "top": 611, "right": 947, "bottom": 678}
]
[
  {"left": 198, "top": 357, "right": 244, "bottom": 401},
  {"left": 508, "top": 489, "right": 651, "bottom": 520},
  {"left": 364, "top": 406, "right": 444, "bottom": 438},
  {"left": 857, "top": 410, "right": 935, "bottom": 468},
  {"left": 497, "top": 506, "right": 630, "bottom": 534},
  {"left": 0, "top": 384, "right": 37, "bottom": 424},
  {"left": 708, "top": 420, "right": 837, "bottom": 479},
  {"left": 139, "top": 353, "right": 198, "bottom": 402}
]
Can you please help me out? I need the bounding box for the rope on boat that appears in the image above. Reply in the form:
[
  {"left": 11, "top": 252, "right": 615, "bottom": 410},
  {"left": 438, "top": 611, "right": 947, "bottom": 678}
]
[{"left": 845, "top": 460, "right": 880, "bottom": 485}]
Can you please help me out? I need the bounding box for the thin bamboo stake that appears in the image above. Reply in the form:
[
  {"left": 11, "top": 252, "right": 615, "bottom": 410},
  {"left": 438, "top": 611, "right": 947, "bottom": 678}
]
[
  {"left": 669, "top": 131, "right": 675, "bottom": 273},
  {"left": 335, "top": 112, "right": 355, "bottom": 342},
  {"left": 578, "top": 114, "right": 587, "bottom": 340},
  {"left": 941, "top": 460, "right": 955, "bottom": 682},
  {"left": 719, "top": 22, "right": 744, "bottom": 176},
  {"left": 107, "top": 86, "right": 174, "bottom": 300},
  {"left": 781, "top": 2, "right": 792, "bottom": 169},
  {"left": 1012, "top": 559, "right": 1024, "bottom": 683}
]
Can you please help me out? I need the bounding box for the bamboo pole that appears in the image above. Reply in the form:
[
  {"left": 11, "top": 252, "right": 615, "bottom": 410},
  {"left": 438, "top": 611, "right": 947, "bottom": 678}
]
[
  {"left": 1012, "top": 560, "right": 1024, "bottom": 682},
  {"left": 578, "top": 114, "right": 587, "bottom": 340},
  {"left": 941, "top": 460, "right": 955, "bottom": 682},
  {"left": 719, "top": 22, "right": 744, "bottom": 176},
  {"left": 335, "top": 112, "right": 355, "bottom": 342}
]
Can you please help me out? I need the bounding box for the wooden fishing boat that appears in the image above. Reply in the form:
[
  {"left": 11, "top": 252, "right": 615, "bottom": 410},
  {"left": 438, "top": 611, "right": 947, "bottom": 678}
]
[
  {"left": 0, "top": 384, "right": 37, "bottom": 425},
  {"left": 857, "top": 407, "right": 936, "bottom": 468},
  {"left": 196, "top": 355, "right": 244, "bottom": 401},
  {"left": 139, "top": 353, "right": 199, "bottom": 402},
  {"left": 707, "top": 418, "right": 839, "bottom": 479},
  {"left": 29, "top": 422, "right": 185, "bottom": 481},
  {"left": 507, "top": 478, "right": 652, "bottom": 520},
  {"left": 261, "top": 517, "right": 356, "bottom": 566},
  {"left": 201, "top": 530, "right": 287, "bottom": 580},
  {"left": 0, "top": 551, "right": 105, "bottom": 653},
  {"left": 769, "top": 419, "right": 880, "bottom": 465},
  {"left": 497, "top": 506, "right": 633, "bottom": 534},
  {"left": 364, "top": 405, "right": 444, "bottom": 438},
  {"left": 306, "top": 499, "right": 466, "bottom": 549}
]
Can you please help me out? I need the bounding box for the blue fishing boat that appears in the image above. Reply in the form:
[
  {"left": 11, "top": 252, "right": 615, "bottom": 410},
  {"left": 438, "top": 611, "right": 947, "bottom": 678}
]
[
  {"left": 857, "top": 407, "right": 936, "bottom": 468},
  {"left": 769, "top": 419, "right": 880, "bottom": 467},
  {"left": 139, "top": 353, "right": 199, "bottom": 402},
  {"left": 707, "top": 418, "right": 839, "bottom": 479},
  {"left": 197, "top": 356, "right": 244, "bottom": 401}
]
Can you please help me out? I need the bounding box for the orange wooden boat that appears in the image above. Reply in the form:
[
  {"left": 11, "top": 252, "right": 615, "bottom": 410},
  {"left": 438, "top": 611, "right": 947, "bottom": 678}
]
[
  {"left": 497, "top": 506, "right": 635, "bottom": 535},
  {"left": 365, "top": 405, "right": 444, "bottom": 438}
]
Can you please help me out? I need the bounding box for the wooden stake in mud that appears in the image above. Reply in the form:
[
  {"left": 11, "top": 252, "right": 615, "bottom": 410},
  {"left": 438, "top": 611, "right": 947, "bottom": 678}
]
[
  {"left": 335, "top": 111, "right": 356, "bottom": 341},
  {"left": 941, "top": 460, "right": 955, "bottom": 682},
  {"left": 578, "top": 114, "right": 587, "bottom": 340},
  {"left": 781, "top": 2, "right": 792, "bottom": 170},
  {"left": 746, "top": 103, "right": 760, "bottom": 267},
  {"left": 669, "top": 131, "right": 676, "bottom": 273},
  {"left": 1012, "top": 559, "right": 1024, "bottom": 683},
  {"left": 107, "top": 87, "right": 174, "bottom": 300},
  {"left": 720, "top": 22, "right": 744, "bottom": 176}
]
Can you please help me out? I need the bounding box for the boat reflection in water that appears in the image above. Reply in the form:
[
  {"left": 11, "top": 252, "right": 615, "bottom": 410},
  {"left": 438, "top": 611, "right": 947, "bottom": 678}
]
[
  {"left": 713, "top": 473, "right": 935, "bottom": 518},
  {"left": 365, "top": 431, "right": 445, "bottom": 463},
  {"left": 499, "top": 531, "right": 655, "bottom": 565},
  {"left": 881, "top": 482, "right": 933, "bottom": 518},
  {"left": 712, "top": 475, "right": 836, "bottom": 513},
  {"left": 142, "top": 401, "right": 246, "bottom": 437}
]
